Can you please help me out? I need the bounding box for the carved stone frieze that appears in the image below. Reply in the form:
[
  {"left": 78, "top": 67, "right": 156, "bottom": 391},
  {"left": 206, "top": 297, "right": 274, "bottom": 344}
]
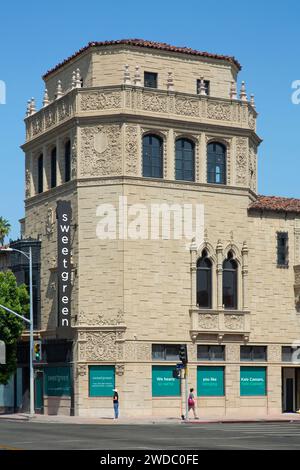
[
  {"left": 44, "top": 106, "right": 56, "bottom": 129},
  {"left": 57, "top": 96, "right": 71, "bottom": 121},
  {"left": 226, "top": 343, "right": 240, "bottom": 362},
  {"left": 268, "top": 344, "right": 281, "bottom": 362},
  {"left": 25, "top": 169, "right": 31, "bottom": 199},
  {"left": 249, "top": 144, "right": 257, "bottom": 192},
  {"left": 32, "top": 116, "right": 43, "bottom": 136},
  {"left": 77, "top": 364, "right": 87, "bottom": 376},
  {"left": 198, "top": 313, "right": 218, "bottom": 330},
  {"left": 224, "top": 314, "right": 243, "bottom": 330},
  {"left": 80, "top": 125, "right": 122, "bottom": 177},
  {"left": 79, "top": 309, "right": 125, "bottom": 326},
  {"left": 124, "top": 341, "right": 137, "bottom": 361},
  {"left": 142, "top": 93, "right": 167, "bottom": 113},
  {"left": 85, "top": 331, "right": 116, "bottom": 361},
  {"left": 207, "top": 102, "right": 231, "bottom": 121},
  {"left": 80, "top": 91, "right": 121, "bottom": 111},
  {"left": 136, "top": 343, "right": 151, "bottom": 361},
  {"left": 175, "top": 97, "right": 199, "bottom": 117}
]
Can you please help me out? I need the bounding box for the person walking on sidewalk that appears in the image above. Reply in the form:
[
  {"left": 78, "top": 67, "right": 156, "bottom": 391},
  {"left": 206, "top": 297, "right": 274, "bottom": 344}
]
[
  {"left": 188, "top": 388, "right": 198, "bottom": 419},
  {"left": 113, "top": 388, "right": 119, "bottom": 419}
]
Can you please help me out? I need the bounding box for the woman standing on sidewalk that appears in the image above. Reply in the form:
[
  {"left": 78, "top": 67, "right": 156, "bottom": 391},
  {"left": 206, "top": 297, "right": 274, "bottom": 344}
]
[
  {"left": 188, "top": 388, "right": 198, "bottom": 419},
  {"left": 113, "top": 388, "right": 119, "bottom": 419}
]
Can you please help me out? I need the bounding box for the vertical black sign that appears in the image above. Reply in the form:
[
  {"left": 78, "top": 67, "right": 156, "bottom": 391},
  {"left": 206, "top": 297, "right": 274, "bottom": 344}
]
[{"left": 57, "top": 200, "right": 72, "bottom": 329}]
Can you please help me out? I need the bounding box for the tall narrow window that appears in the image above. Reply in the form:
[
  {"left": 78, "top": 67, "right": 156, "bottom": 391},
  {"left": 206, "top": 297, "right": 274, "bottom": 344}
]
[
  {"left": 207, "top": 142, "right": 226, "bottom": 184},
  {"left": 51, "top": 147, "right": 57, "bottom": 188},
  {"left": 197, "top": 250, "right": 212, "bottom": 308},
  {"left": 64, "top": 140, "right": 71, "bottom": 183},
  {"left": 37, "top": 154, "right": 43, "bottom": 194},
  {"left": 277, "top": 232, "right": 289, "bottom": 267},
  {"left": 175, "top": 138, "right": 195, "bottom": 181},
  {"left": 142, "top": 134, "right": 163, "bottom": 178},
  {"left": 223, "top": 251, "right": 238, "bottom": 309}
]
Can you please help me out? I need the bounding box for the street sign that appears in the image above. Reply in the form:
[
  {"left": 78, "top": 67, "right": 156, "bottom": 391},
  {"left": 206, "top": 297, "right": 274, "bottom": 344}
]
[
  {"left": 176, "top": 363, "right": 185, "bottom": 370},
  {"left": 0, "top": 340, "right": 6, "bottom": 364}
]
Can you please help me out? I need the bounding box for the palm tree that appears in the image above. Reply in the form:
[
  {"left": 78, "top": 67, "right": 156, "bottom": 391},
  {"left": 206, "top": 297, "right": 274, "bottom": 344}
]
[{"left": 0, "top": 217, "right": 11, "bottom": 245}]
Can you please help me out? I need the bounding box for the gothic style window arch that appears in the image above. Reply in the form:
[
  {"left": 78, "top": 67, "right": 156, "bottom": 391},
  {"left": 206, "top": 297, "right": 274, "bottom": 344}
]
[
  {"left": 196, "top": 249, "right": 212, "bottom": 308},
  {"left": 50, "top": 146, "right": 57, "bottom": 188},
  {"left": 175, "top": 138, "right": 195, "bottom": 182},
  {"left": 64, "top": 139, "right": 71, "bottom": 183},
  {"left": 142, "top": 134, "right": 163, "bottom": 178},
  {"left": 207, "top": 142, "right": 226, "bottom": 184},
  {"left": 223, "top": 251, "right": 238, "bottom": 309}
]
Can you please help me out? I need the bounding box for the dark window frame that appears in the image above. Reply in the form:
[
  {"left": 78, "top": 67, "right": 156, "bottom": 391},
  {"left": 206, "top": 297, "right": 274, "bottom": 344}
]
[
  {"left": 240, "top": 346, "right": 267, "bottom": 362},
  {"left": 37, "top": 153, "right": 43, "bottom": 194},
  {"left": 277, "top": 232, "right": 289, "bottom": 267},
  {"left": 175, "top": 138, "right": 195, "bottom": 182},
  {"left": 197, "top": 345, "right": 225, "bottom": 361},
  {"left": 144, "top": 71, "right": 158, "bottom": 88},
  {"left": 223, "top": 251, "right": 238, "bottom": 310},
  {"left": 196, "top": 79, "right": 210, "bottom": 96},
  {"left": 50, "top": 147, "right": 57, "bottom": 188},
  {"left": 142, "top": 134, "right": 163, "bottom": 178},
  {"left": 64, "top": 140, "right": 71, "bottom": 183},
  {"left": 196, "top": 250, "right": 212, "bottom": 308},
  {"left": 152, "top": 344, "right": 180, "bottom": 361},
  {"left": 207, "top": 142, "right": 226, "bottom": 185}
]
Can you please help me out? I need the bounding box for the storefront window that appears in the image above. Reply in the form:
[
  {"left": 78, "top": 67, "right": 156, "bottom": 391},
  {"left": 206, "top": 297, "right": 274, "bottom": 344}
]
[
  {"left": 197, "top": 366, "right": 225, "bottom": 396},
  {"left": 240, "top": 367, "right": 267, "bottom": 396},
  {"left": 152, "top": 366, "right": 181, "bottom": 397},
  {"left": 89, "top": 365, "right": 115, "bottom": 397}
]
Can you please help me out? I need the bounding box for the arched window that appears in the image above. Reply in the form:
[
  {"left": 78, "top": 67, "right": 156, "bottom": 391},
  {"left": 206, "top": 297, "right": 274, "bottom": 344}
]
[
  {"left": 142, "top": 134, "right": 163, "bottom": 178},
  {"left": 207, "top": 142, "right": 226, "bottom": 184},
  {"left": 175, "top": 138, "right": 195, "bottom": 181},
  {"left": 64, "top": 140, "right": 71, "bottom": 183},
  {"left": 196, "top": 250, "right": 212, "bottom": 308},
  {"left": 223, "top": 251, "right": 238, "bottom": 309},
  {"left": 51, "top": 147, "right": 57, "bottom": 188},
  {"left": 37, "top": 154, "right": 43, "bottom": 194}
]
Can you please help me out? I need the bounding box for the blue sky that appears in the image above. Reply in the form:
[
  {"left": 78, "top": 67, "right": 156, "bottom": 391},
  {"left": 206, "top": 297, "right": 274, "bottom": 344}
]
[{"left": 1, "top": 0, "right": 300, "bottom": 239}]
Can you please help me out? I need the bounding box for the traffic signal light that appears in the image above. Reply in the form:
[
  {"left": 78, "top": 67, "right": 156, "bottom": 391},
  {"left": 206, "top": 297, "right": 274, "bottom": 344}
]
[
  {"left": 33, "top": 340, "right": 42, "bottom": 362},
  {"left": 172, "top": 369, "right": 181, "bottom": 379},
  {"left": 179, "top": 344, "right": 188, "bottom": 365}
]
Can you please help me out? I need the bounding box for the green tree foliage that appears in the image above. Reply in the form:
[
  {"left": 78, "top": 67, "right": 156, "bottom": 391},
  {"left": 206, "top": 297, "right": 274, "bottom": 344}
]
[
  {"left": 0, "top": 271, "right": 29, "bottom": 384},
  {"left": 0, "top": 217, "right": 11, "bottom": 245}
]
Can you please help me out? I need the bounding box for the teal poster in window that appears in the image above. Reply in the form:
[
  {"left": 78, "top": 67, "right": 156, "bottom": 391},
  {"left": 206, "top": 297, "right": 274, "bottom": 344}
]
[
  {"left": 89, "top": 366, "right": 115, "bottom": 397},
  {"left": 44, "top": 366, "right": 71, "bottom": 397},
  {"left": 240, "top": 367, "right": 266, "bottom": 396},
  {"left": 197, "top": 366, "right": 225, "bottom": 396},
  {"left": 152, "top": 366, "right": 181, "bottom": 397}
]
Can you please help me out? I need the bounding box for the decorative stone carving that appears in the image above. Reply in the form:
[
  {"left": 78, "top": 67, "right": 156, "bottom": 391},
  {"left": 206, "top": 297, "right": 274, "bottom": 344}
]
[
  {"left": 71, "top": 135, "right": 77, "bottom": 179},
  {"left": 45, "top": 208, "right": 55, "bottom": 236},
  {"left": 187, "top": 343, "right": 197, "bottom": 362},
  {"left": 79, "top": 309, "right": 124, "bottom": 326},
  {"left": 85, "top": 332, "right": 116, "bottom": 361},
  {"left": 124, "top": 341, "right": 137, "bottom": 361},
  {"left": 80, "top": 125, "right": 122, "bottom": 177},
  {"left": 236, "top": 137, "right": 248, "bottom": 185},
  {"left": 25, "top": 169, "right": 31, "bottom": 199},
  {"left": 207, "top": 102, "right": 231, "bottom": 121},
  {"left": 198, "top": 313, "right": 218, "bottom": 330},
  {"left": 248, "top": 144, "right": 257, "bottom": 192},
  {"left": 77, "top": 364, "right": 87, "bottom": 376},
  {"left": 224, "top": 314, "right": 243, "bottom": 330},
  {"left": 80, "top": 91, "right": 121, "bottom": 111},
  {"left": 32, "top": 116, "right": 43, "bottom": 136},
  {"left": 44, "top": 106, "right": 56, "bottom": 129},
  {"left": 175, "top": 97, "right": 199, "bottom": 117},
  {"left": 142, "top": 93, "right": 167, "bottom": 113},
  {"left": 115, "top": 364, "right": 125, "bottom": 376},
  {"left": 125, "top": 125, "right": 139, "bottom": 175},
  {"left": 248, "top": 111, "right": 256, "bottom": 130},
  {"left": 57, "top": 97, "right": 70, "bottom": 121}
]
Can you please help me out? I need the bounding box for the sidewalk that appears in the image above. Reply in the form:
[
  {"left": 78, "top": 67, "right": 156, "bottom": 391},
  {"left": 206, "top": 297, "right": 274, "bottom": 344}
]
[{"left": 1, "top": 412, "right": 300, "bottom": 425}]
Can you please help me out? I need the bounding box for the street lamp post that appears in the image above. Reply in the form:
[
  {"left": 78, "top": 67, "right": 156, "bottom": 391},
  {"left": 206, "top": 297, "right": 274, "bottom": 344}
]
[{"left": 0, "top": 246, "right": 34, "bottom": 415}]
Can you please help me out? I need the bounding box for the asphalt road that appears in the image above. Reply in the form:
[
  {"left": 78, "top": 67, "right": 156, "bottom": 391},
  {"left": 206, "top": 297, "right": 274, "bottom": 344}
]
[{"left": 1, "top": 421, "right": 300, "bottom": 450}]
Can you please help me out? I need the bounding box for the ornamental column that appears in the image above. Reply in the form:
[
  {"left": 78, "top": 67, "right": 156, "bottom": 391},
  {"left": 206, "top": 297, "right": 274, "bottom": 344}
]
[
  {"left": 216, "top": 240, "right": 223, "bottom": 310},
  {"left": 242, "top": 241, "right": 249, "bottom": 310}
]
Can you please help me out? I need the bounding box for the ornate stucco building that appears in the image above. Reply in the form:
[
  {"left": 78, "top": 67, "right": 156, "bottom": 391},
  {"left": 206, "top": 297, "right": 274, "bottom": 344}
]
[{"left": 20, "top": 39, "right": 300, "bottom": 418}]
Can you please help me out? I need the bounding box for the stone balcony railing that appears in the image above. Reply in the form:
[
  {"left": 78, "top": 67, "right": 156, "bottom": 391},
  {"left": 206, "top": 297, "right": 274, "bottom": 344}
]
[
  {"left": 25, "top": 85, "right": 257, "bottom": 142},
  {"left": 190, "top": 308, "right": 251, "bottom": 342}
]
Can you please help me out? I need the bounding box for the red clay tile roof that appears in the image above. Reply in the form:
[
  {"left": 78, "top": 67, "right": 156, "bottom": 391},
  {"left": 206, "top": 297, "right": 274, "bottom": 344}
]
[
  {"left": 249, "top": 195, "right": 300, "bottom": 214},
  {"left": 42, "top": 39, "right": 241, "bottom": 79}
]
